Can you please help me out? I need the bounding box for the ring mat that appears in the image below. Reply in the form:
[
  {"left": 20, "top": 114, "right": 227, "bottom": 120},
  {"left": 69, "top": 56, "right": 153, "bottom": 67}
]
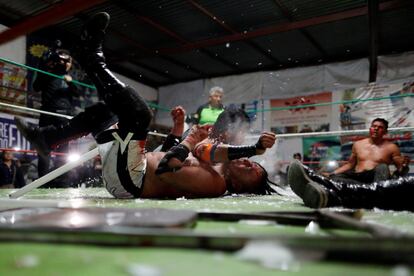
[{"left": 0, "top": 207, "right": 197, "bottom": 229}]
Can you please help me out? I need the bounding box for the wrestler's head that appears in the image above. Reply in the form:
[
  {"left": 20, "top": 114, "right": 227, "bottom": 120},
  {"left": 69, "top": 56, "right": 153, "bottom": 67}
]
[
  {"left": 224, "top": 159, "right": 275, "bottom": 195},
  {"left": 369, "top": 118, "right": 388, "bottom": 139}
]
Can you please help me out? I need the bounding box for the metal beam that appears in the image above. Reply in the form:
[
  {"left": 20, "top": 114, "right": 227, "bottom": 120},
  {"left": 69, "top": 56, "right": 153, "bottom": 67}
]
[
  {"left": 368, "top": 0, "right": 379, "bottom": 82},
  {"left": 0, "top": 4, "right": 26, "bottom": 26},
  {"left": 114, "top": 0, "right": 239, "bottom": 71},
  {"left": 109, "top": 28, "right": 206, "bottom": 77},
  {"left": 74, "top": 13, "right": 188, "bottom": 85},
  {"left": 158, "top": 0, "right": 408, "bottom": 55},
  {"left": 186, "top": 0, "right": 280, "bottom": 64},
  {"left": 186, "top": 0, "right": 234, "bottom": 33},
  {"left": 108, "top": 63, "right": 159, "bottom": 88},
  {"left": 0, "top": 0, "right": 109, "bottom": 45},
  {"left": 112, "top": 0, "right": 214, "bottom": 73},
  {"left": 104, "top": 49, "right": 175, "bottom": 82},
  {"left": 273, "top": 0, "right": 327, "bottom": 57},
  {"left": 198, "top": 50, "right": 239, "bottom": 71}
]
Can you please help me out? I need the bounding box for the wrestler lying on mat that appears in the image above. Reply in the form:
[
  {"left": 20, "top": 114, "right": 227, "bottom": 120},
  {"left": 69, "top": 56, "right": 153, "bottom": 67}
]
[{"left": 16, "top": 12, "right": 277, "bottom": 199}]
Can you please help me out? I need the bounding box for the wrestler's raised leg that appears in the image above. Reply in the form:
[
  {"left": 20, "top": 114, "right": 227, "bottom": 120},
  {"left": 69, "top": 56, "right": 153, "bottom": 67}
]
[
  {"left": 78, "top": 12, "right": 152, "bottom": 138},
  {"left": 15, "top": 103, "right": 117, "bottom": 158}
]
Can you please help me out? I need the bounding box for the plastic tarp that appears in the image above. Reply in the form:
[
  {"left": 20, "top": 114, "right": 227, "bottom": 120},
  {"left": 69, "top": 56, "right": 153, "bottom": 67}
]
[
  {"left": 156, "top": 80, "right": 203, "bottom": 127},
  {"left": 377, "top": 51, "right": 414, "bottom": 83},
  {"left": 204, "top": 72, "right": 264, "bottom": 104},
  {"left": 324, "top": 58, "right": 369, "bottom": 91},
  {"left": 262, "top": 66, "right": 325, "bottom": 99},
  {"left": 156, "top": 51, "right": 414, "bottom": 126}
]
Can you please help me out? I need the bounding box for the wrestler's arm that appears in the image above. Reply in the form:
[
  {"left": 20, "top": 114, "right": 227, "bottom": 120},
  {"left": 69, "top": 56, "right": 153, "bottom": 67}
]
[
  {"left": 391, "top": 144, "right": 410, "bottom": 173},
  {"left": 155, "top": 125, "right": 210, "bottom": 174},
  {"left": 157, "top": 164, "right": 226, "bottom": 197},
  {"left": 170, "top": 106, "right": 186, "bottom": 137},
  {"left": 193, "top": 131, "right": 276, "bottom": 164},
  {"left": 160, "top": 106, "right": 186, "bottom": 152}
]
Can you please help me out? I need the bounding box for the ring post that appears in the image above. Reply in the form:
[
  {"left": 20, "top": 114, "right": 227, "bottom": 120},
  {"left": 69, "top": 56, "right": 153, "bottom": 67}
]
[{"left": 9, "top": 147, "right": 99, "bottom": 199}]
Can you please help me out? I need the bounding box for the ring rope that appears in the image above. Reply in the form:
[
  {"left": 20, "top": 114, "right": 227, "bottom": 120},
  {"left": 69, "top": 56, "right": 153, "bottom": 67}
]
[
  {"left": 3, "top": 101, "right": 414, "bottom": 139},
  {"left": 250, "top": 93, "right": 414, "bottom": 113},
  {"left": 0, "top": 102, "right": 168, "bottom": 138},
  {"left": 248, "top": 126, "right": 414, "bottom": 139},
  {"left": 0, "top": 56, "right": 170, "bottom": 112},
  {"left": 0, "top": 101, "right": 72, "bottom": 119},
  {"left": 0, "top": 56, "right": 95, "bottom": 89},
  {"left": 2, "top": 56, "right": 412, "bottom": 113}
]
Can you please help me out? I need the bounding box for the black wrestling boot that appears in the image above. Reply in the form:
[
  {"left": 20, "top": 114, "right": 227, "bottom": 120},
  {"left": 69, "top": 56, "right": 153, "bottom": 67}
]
[
  {"left": 326, "top": 176, "right": 414, "bottom": 211},
  {"left": 15, "top": 117, "right": 89, "bottom": 159},
  {"left": 79, "top": 12, "right": 110, "bottom": 66},
  {"left": 79, "top": 12, "right": 126, "bottom": 96},
  {"left": 78, "top": 13, "right": 152, "bottom": 135},
  {"left": 15, "top": 117, "right": 53, "bottom": 159},
  {"left": 288, "top": 160, "right": 332, "bottom": 208},
  {"left": 16, "top": 104, "right": 119, "bottom": 158},
  {"left": 288, "top": 160, "right": 414, "bottom": 211}
]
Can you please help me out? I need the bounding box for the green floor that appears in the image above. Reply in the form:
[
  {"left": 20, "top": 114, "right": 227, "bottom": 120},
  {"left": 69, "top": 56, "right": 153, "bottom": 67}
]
[
  {"left": 0, "top": 243, "right": 402, "bottom": 276},
  {"left": 0, "top": 188, "right": 413, "bottom": 275}
]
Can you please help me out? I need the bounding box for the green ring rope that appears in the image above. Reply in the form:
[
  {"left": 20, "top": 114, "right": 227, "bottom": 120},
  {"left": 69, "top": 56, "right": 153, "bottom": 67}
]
[
  {"left": 0, "top": 56, "right": 170, "bottom": 112},
  {"left": 250, "top": 93, "right": 414, "bottom": 113},
  {"left": 1, "top": 56, "right": 411, "bottom": 114},
  {"left": 0, "top": 56, "right": 95, "bottom": 89}
]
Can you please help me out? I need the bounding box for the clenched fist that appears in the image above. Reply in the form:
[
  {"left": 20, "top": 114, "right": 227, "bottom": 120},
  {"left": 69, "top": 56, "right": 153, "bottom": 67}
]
[{"left": 255, "top": 131, "right": 276, "bottom": 155}]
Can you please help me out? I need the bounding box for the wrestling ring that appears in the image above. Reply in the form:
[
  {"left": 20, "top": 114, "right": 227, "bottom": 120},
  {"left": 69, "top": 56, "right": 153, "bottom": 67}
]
[{"left": 1, "top": 56, "right": 414, "bottom": 274}]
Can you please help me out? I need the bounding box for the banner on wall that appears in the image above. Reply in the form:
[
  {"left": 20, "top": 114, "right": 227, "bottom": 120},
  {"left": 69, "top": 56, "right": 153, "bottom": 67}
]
[
  {"left": 0, "top": 62, "right": 27, "bottom": 106},
  {"left": 0, "top": 112, "right": 37, "bottom": 150},
  {"left": 269, "top": 92, "right": 332, "bottom": 134},
  {"left": 302, "top": 136, "right": 341, "bottom": 170},
  {"left": 336, "top": 81, "right": 414, "bottom": 130}
]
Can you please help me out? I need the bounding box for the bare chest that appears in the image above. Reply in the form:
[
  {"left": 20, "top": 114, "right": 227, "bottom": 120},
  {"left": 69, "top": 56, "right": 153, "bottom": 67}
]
[{"left": 357, "top": 144, "right": 392, "bottom": 163}]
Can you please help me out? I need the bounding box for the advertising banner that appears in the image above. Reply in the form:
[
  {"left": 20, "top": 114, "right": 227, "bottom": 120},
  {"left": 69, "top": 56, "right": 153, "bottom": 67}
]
[
  {"left": 0, "top": 62, "right": 27, "bottom": 106},
  {"left": 335, "top": 81, "right": 414, "bottom": 130},
  {"left": 0, "top": 112, "right": 37, "bottom": 151}
]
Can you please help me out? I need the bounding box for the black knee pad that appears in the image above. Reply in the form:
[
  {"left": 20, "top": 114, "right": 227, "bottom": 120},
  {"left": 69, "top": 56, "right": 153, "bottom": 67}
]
[
  {"left": 80, "top": 102, "right": 119, "bottom": 135},
  {"left": 112, "top": 86, "right": 153, "bottom": 126}
]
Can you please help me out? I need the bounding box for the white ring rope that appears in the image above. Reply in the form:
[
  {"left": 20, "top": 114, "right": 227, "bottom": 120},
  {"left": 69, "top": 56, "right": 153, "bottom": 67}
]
[
  {"left": 0, "top": 101, "right": 72, "bottom": 119},
  {"left": 257, "top": 126, "right": 414, "bottom": 139},
  {"left": 2, "top": 101, "right": 414, "bottom": 139},
  {"left": 0, "top": 101, "right": 168, "bottom": 138}
]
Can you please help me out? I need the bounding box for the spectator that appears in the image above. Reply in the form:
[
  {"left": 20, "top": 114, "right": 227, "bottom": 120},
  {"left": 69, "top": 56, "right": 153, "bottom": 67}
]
[
  {"left": 286, "top": 152, "right": 303, "bottom": 175},
  {"left": 192, "top": 86, "right": 225, "bottom": 125},
  {"left": 33, "top": 41, "right": 80, "bottom": 186},
  {"left": 0, "top": 150, "right": 26, "bottom": 188},
  {"left": 293, "top": 153, "right": 302, "bottom": 161}
]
